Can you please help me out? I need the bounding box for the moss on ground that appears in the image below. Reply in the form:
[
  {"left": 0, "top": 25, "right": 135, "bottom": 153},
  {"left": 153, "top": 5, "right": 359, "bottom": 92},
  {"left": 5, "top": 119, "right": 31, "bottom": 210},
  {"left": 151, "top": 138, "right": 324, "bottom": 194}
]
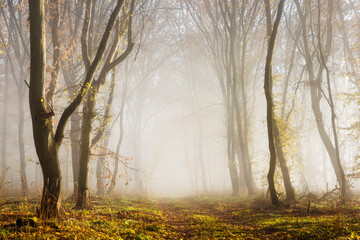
[{"left": 1, "top": 196, "right": 360, "bottom": 239}]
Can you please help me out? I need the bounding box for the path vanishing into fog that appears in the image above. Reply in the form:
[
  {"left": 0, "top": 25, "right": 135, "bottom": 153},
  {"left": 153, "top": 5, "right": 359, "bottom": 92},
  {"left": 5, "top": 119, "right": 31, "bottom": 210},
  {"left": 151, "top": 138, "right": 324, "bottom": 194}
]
[{"left": 156, "top": 198, "right": 260, "bottom": 239}]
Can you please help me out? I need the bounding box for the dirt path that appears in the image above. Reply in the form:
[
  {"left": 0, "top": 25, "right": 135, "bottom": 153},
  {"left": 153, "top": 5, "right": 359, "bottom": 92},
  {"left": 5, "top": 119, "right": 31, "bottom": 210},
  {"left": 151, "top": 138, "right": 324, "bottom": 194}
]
[
  {"left": 156, "top": 198, "right": 255, "bottom": 239},
  {"left": 156, "top": 199, "right": 195, "bottom": 239}
]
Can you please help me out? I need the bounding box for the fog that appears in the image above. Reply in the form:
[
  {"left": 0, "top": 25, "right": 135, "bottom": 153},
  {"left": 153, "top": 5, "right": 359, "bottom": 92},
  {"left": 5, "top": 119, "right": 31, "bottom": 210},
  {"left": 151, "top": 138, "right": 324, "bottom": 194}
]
[{"left": 0, "top": 0, "right": 359, "bottom": 207}]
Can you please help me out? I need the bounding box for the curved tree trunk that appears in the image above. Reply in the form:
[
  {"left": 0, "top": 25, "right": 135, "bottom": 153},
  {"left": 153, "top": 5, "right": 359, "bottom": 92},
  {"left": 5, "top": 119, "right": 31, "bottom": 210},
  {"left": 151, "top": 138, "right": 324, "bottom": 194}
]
[
  {"left": 76, "top": 0, "right": 134, "bottom": 207},
  {"left": 317, "top": 0, "right": 346, "bottom": 200},
  {"left": 294, "top": 0, "right": 346, "bottom": 199},
  {"left": 264, "top": 0, "right": 285, "bottom": 206}
]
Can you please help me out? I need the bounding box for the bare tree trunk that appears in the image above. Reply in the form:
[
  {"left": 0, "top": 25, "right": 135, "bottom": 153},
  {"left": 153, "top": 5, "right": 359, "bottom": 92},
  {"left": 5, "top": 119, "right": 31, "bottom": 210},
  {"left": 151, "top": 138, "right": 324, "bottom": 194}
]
[
  {"left": 96, "top": 136, "right": 110, "bottom": 196},
  {"left": 273, "top": 124, "right": 295, "bottom": 201},
  {"left": 265, "top": 0, "right": 295, "bottom": 202},
  {"left": 61, "top": 67, "right": 82, "bottom": 198},
  {"left": 294, "top": 0, "right": 346, "bottom": 199},
  {"left": 29, "top": 0, "right": 63, "bottom": 218},
  {"left": 336, "top": 1, "right": 360, "bottom": 90},
  {"left": 30, "top": 0, "right": 127, "bottom": 216},
  {"left": 322, "top": 149, "right": 328, "bottom": 191},
  {"left": 107, "top": 75, "right": 128, "bottom": 195},
  {"left": 317, "top": 0, "right": 345, "bottom": 200},
  {"left": 220, "top": 0, "right": 254, "bottom": 195},
  {"left": 76, "top": 91, "right": 96, "bottom": 208},
  {"left": 239, "top": 38, "right": 255, "bottom": 194},
  {"left": 18, "top": 67, "right": 28, "bottom": 196},
  {"left": 76, "top": 0, "right": 134, "bottom": 207},
  {"left": 227, "top": 104, "right": 240, "bottom": 196},
  {"left": 18, "top": 89, "right": 28, "bottom": 196},
  {"left": 1, "top": 59, "right": 9, "bottom": 185},
  {"left": 198, "top": 126, "right": 208, "bottom": 193},
  {"left": 264, "top": 0, "right": 285, "bottom": 206},
  {"left": 70, "top": 112, "right": 81, "bottom": 197}
]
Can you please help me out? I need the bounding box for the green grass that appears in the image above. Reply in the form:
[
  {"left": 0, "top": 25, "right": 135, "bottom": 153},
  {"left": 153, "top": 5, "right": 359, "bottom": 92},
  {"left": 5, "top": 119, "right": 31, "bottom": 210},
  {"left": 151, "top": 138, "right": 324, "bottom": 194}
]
[{"left": 1, "top": 196, "right": 360, "bottom": 239}]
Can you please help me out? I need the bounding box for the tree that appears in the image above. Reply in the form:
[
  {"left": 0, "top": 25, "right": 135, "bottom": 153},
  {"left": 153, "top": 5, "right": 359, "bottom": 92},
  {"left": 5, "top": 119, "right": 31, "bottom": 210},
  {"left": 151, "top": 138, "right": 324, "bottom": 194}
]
[
  {"left": 184, "top": 0, "right": 262, "bottom": 195},
  {"left": 76, "top": 0, "right": 135, "bottom": 209},
  {"left": 0, "top": 0, "right": 30, "bottom": 195},
  {"left": 59, "top": 0, "right": 85, "bottom": 198},
  {"left": 294, "top": 0, "right": 347, "bottom": 200},
  {"left": 263, "top": 0, "right": 285, "bottom": 206},
  {"left": 29, "top": 0, "right": 129, "bottom": 218}
]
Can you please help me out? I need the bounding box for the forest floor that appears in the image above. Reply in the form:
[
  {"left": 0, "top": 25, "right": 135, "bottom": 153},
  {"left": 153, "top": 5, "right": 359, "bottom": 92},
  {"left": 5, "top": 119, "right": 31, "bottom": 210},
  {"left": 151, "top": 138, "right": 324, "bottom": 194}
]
[{"left": 1, "top": 194, "right": 360, "bottom": 239}]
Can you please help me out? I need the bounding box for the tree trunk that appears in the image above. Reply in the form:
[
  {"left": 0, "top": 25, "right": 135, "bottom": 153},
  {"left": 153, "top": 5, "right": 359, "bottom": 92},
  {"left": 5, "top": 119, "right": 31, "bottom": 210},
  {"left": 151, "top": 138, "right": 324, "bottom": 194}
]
[
  {"left": 318, "top": 0, "right": 346, "bottom": 201},
  {"left": 70, "top": 112, "right": 81, "bottom": 197},
  {"left": 273, "top": 123, "right": 295, "bottom": 201},
  {"left": 227, "top": 104, "right": 240, "bottom": 196},
  {"left": 107, "top": 75, "right": 127, "bottom": 195},
  {"left": 198, "top": 126, "right": 208, "bottom": 193},
  {"left": 76, "top": 91, "right": 96, "bottom": 209},
  {"left": 1, "top": 59, "right": 9, "bottom": 186},
  {"left": 18, "top": 65, "right": 28, "bottom": 196},
  {"left": 29, "top": 0, "right": 63, "bottom": 218},
  {"left": 76, "top": 0, "right": 134, "bottom": 203},
  {"left": 294, "top": 0, "right": 346, "bottom": 199},
  {"left": 18, "top": 91, "right": 28, "bottom": 196},
  {"left": 336, "top": 1, "right": 360, "bottom": 91},
  {"left": 264, "top": 0, "right": 285, "bottom": 206},
  {"left": 40, "top": 150, "right": 62, "bottom": 218},
  {"left": 239, "top": 35, "right": 255, "bottom": 194},
  {"left": 96, "top": 136, "right": 110, "bottom": 196}
]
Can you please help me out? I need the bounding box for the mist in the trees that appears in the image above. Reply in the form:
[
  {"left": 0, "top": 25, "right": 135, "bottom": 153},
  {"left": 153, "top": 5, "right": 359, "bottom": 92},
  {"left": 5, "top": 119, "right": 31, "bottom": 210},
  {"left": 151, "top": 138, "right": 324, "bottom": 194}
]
[{"left": 0, "top": 0, "right": 359, "bottom": 230}]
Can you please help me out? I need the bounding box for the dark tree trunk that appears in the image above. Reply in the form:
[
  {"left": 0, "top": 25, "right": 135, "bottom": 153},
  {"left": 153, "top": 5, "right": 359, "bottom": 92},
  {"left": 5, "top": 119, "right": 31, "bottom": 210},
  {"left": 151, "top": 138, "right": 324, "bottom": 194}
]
[
  {"left": 76, "top": 0, "right": 134, "bottom": 207},
  {"left": 76, "top": 91, "right": 96, "bottom": 209},
  {"left": 39, "top": 150, "right": 63, "bottom": 218},
  {"left": 30, "top": 0, "right": 123, "bottom": 217},
  {"left": 264, "top": 0, "right": 285, "bottom": 206},
  {"left": 29, "top": 0, "right": 63, "bottom": 218}
]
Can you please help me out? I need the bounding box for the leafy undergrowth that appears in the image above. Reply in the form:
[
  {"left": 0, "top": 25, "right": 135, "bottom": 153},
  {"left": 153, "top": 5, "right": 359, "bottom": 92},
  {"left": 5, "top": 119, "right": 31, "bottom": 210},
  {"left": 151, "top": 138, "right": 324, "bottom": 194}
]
[{"left": 1, "top": 195, "right": 360, "bottom": 239}]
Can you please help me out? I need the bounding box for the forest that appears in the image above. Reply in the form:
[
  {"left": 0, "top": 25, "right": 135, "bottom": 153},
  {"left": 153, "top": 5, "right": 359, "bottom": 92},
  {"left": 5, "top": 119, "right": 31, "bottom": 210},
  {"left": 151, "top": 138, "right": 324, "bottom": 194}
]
[{"left": 0, "top": 0, "right": 359, "bottom": 239}]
